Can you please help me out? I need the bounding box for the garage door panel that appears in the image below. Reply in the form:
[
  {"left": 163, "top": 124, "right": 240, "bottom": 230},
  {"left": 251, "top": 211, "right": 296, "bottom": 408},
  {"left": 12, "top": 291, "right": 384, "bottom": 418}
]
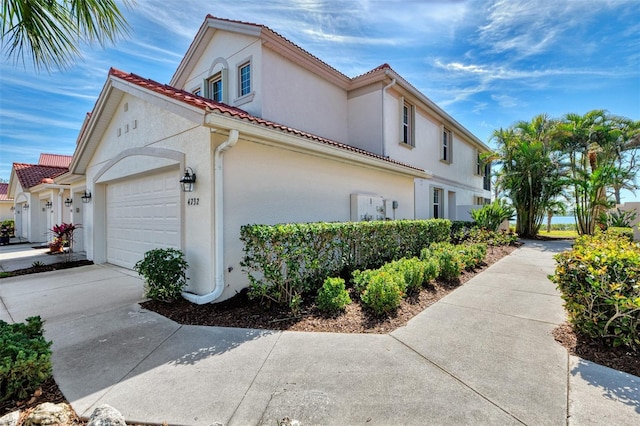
[{"left": 107, "top": 170, "right": 180, "bottom": 269}]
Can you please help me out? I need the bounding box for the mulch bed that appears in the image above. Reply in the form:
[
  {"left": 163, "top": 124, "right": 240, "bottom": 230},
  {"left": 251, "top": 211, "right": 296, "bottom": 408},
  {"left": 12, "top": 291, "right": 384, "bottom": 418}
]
[
  {"left": 142, "top": 245, "right": 518, "bottom": 334},
  {"left": 1, "top": 260, "right": 94, "bottom": 278}
]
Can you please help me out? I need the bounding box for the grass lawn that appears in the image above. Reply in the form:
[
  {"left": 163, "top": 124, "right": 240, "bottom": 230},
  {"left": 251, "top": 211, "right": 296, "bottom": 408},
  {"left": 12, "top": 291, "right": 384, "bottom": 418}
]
[{"left": 539, "top": 229, "right": 579, "bottom": 238}]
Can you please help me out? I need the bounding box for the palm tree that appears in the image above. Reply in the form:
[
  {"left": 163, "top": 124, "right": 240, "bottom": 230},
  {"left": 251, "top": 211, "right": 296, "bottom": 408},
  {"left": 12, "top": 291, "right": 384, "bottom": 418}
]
[
  {"left": 490, "top": 114, "right": 565, "bottom": 238},
  {"left": 1, "top": 0, "right": 131, "bottom": 71}
]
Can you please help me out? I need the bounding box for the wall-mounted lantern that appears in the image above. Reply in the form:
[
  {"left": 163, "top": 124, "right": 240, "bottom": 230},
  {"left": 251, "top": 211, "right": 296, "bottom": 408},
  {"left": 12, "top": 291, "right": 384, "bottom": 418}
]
[
  {"left": 10, "top": 206, "right": 15, "bottom": 211},
  {"left": 64, "top": 198, "right": 73, "bottom": 207},
  {"left": 23, "top": 203, "right": 29, "bottom": 210},
  {"left": 45, "top": 200, "right": 53, "bottom": 209},
  {"left": 81, "top": 190, "right": 92, "bottom": 203},
  {"left": 180, "top": 167, "right": 197, "bottom": 192}
]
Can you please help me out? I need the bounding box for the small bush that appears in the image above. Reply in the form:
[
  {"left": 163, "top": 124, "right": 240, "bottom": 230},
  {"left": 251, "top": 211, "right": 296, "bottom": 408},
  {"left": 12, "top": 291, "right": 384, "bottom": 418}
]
[
  {"left": 421, "top": 256, "right": 440, "bottom": 284},
  {"left": 382, "top": 257, "right": 425, "bottom": 293},
  {"left": 606, "top": 227, "right": 634, "bottom": 241},
  {"left": 551, "top": 233, "right": 640, "bottom": 350},
  {"left": 0, "top": 316, "right": 52, "bottom": 403},
  {"left": 360, "top": 271, "right": 405, "bottom": 315},
  {"left": 134, "top": 248, "right": 189, "bottom": 302},
  {"left": 457, "top": 228, "right": 518, "bottom": 247},
  {"left": 317, "top": 277, "right": 352, "bottom": 314},
  {"left": 424, "top": 242, "right": 463, "bottom": 281},
  {"left": 458, "top": 243, "right": 487, "bottom": 270}
]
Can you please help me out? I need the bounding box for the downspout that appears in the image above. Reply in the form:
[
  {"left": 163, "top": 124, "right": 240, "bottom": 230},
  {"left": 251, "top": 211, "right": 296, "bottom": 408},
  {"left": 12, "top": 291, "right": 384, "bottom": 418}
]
[
  {"left": 182, "top": 128, "right": 239, "bottom": 304},
  {"left": 381, "top": 72, "right": 396, "bottom": 158}
]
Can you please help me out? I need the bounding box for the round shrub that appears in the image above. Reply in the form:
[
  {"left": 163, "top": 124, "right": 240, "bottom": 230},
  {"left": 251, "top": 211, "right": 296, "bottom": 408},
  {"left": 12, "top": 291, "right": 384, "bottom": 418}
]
[
  {"left": 422, "top": 257, "right": 440, "bottom": 284},
  {"left": 383, "top": 257, "right": 425, "bottom": 293},
  {"left": 0, "top": 316, "right": 52, "bottom": 403},
  {"left": 134, "top": 248, "right": 189, "bottom": 302},
  {"left": 360, "top": 271, "right": 404, "bottom": 315},
  {"left": 316, "top": 277, "right": 352, "bottom": 314}
]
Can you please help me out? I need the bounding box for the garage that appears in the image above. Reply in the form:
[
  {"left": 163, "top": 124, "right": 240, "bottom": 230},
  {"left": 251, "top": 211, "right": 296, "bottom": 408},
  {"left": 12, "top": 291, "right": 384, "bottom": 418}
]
[{"left": 106, "top": 169, "right": 180, "bottom": 269}]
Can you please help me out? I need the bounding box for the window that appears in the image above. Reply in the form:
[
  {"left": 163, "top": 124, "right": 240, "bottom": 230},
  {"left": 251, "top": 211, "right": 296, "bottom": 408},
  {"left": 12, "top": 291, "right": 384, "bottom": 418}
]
[
  {"left": 239, "top": 62, "right": 251, "bottom": 97},
  {"left": 193, "top": 88, "right": 202, "bottom": 96},
  {"left": 399, "top": 97, "right": 415, "bottom": 147},
  {"left": 433, "top": 188, "right": 442, "bottom": 218},
  {"left": 476, "top": 151, "right": 484, "bottom": 176},
  {"left": 207, "top": 73, "right": 223, "bottom": 102},
  {"left": 483, "top": 163, "right": 491, "bottom": 191},
  {"left": 442, "top": 128, "right": 452, "bottom": 163}
]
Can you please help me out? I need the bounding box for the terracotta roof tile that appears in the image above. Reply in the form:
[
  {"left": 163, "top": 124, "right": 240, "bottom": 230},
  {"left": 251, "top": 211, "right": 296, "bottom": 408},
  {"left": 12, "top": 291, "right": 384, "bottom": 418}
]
[
  {"left": 109, "top": 68, "right": 424, "bottom": 173},
  {"left": 38, "top": 153, "right": 73, "bottom": 168},
  {"left": 0, "top": 183, "right": 9, "bottom": 201},
  {"left": 13, "top": 163, "right": 68, "bottom": 190}
]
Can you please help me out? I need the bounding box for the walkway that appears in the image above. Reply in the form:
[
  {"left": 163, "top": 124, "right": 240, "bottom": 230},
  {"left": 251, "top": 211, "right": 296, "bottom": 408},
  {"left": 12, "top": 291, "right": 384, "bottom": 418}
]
[{"left": 0, "top": 240, "right": 638, "bottom": 425}]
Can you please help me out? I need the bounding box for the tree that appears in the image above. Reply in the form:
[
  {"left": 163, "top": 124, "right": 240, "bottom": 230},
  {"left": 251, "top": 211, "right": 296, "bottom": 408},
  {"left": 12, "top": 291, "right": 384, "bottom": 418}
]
[
  {"left": 490, "top": 114, "right": 565, "bottom": 238},
  {"left": 1, "top": 0, "right": 130, "bottom": 71},
  {"left": 554, "top": 110, "right": 639, "bottom": 235}
]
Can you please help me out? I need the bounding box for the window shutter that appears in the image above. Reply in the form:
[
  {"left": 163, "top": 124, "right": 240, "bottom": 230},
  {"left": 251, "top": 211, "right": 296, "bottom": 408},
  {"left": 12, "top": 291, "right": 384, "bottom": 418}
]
[
  {"left": 410, "top": 104, "right": 416, "bottom": 147},
  {"left": 221, "top": 68, "right": 229, "bottom": 103},
  {"left": 202, "top": 78, "right": 209, "bottom": 98},
  {"left": 399, "top": 96, "right": 405, "bottom": 143}
]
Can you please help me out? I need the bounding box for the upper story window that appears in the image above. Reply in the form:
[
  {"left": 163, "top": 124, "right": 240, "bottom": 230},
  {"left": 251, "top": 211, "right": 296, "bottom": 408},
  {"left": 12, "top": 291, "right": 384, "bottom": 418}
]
[
  {"left": 208, "top": 73, "right": 223, "bottom": 102},
  {"left": 239, "top": 62, "right": 251, "bottom": 97},
  {"left": 400, "top": 97, "right": 415, "bottom": 147},
  {"left": 476, "top": 151, "right": 483, "bottom": 176},
  {"left": 483, "top": 163, "right": 491, "bottom": 191},
  {"left": 442, "top": 127, "right": 452, "bottom": 163},
  {"left": 193, "top": 87, "right": 202, "bottom": 97}
]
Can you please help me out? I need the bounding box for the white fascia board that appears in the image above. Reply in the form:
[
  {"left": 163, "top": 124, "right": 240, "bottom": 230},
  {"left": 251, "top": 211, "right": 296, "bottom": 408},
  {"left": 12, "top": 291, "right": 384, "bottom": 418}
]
[{"left": 205, "top": 112, "right": 430, "bottom": 180}]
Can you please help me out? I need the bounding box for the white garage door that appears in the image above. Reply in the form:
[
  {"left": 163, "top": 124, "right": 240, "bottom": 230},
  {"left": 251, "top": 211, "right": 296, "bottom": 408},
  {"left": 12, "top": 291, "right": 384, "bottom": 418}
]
[{"left": 107, "top": 169, "right": 180, "bottom": 269}]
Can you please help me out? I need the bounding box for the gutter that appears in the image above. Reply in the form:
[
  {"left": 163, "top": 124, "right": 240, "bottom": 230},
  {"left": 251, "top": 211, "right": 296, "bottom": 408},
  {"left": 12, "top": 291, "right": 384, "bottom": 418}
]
[
  {"left": 381, "top": 72, "right": 396, "bottom": 158},
  {"left": 182, "top": 128, "right": 240, "bottom": 304}
]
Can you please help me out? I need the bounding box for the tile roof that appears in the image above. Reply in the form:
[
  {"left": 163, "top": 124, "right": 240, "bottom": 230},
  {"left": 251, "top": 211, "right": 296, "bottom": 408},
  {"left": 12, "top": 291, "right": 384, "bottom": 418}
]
[
  {"left": 109, "top": 68, "right": 424, "bottom": 173},
  {"left": 38, "top": 153, "right": 73, "bottom": 168},
  {"left": 0, "top": 183, "right": 9, "bottom": 201},
  {"left": 13, "top": 163, "right": 69, "bottom": 190}
]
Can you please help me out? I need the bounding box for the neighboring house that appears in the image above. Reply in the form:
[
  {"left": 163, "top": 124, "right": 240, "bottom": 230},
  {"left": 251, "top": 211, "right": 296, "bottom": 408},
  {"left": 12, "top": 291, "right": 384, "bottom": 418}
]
[
  {"left": 7, "top": 154, "right": 73, "bottom": 243},
  {"left": 0, "top": 183, "right": 14, "bottom": 222},
  {"left": 66, "top": 15, "right": 491, "bottom": 303}
]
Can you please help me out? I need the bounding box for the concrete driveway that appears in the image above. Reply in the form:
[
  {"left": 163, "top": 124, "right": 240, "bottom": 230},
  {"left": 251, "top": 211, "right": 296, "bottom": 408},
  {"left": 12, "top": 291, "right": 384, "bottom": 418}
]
[{"left": 1, "top": 241, "right": 638, "bottom": 425}]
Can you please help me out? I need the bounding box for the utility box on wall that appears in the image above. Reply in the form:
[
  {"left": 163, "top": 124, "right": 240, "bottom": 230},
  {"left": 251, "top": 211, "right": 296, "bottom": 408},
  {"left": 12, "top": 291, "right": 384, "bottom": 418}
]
[{"left": 350, "top": 194, "right": 386, "bottom": 221}]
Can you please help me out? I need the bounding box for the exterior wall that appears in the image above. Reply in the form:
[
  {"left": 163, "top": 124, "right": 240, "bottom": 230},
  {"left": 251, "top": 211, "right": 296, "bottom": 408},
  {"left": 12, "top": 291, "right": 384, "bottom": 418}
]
[
  {"left": 347, "top": 86, "right": 383, "bottom": 155},
  {"left": 261, "top": 49, "right": 348, "bottom": 143},
  {"left": 0, "top": 202, "right": 13, "bottom": 222},
  {"left": 219, "top": 134, "right": 416, "bottom": 301},
  {"left": 616, "top": 202, "right": 640, "bottom": 241},
  {"left": 83, "top": 94, "right": 213, "bottom": 292},
  {"left": 180, "top": 31, "right": 263, "bottom": 117}
]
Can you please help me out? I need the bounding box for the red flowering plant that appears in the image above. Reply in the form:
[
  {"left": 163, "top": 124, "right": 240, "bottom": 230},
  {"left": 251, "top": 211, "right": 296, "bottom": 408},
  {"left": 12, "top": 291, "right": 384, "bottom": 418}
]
[{"left": 49, "top": 223, "right": 77, "bottom": 259}]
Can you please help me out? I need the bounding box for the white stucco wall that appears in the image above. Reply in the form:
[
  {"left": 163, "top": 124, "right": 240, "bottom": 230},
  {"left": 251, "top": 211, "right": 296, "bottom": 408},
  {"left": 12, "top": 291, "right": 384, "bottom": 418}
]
[
  {"left": 347, "top": 87, "right": 383, "bottom": 155},
  {"left": 180, "top": 31, "right": 263, "bottom": 117},
  {"left": 0, "top": 202, "right": 13, "bottom": 222},
  {"left": 218, "top": 134, "right": 416, "bottom": 301},
  {"left": 261, "top": 49, "right": 349, "bottom": 143}
]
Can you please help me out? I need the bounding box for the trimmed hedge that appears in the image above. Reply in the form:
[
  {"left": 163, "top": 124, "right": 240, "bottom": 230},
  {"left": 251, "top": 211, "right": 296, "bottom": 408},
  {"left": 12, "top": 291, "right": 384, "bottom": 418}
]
[
  {"left": 240, "top": 219, "right": 451, "bottom": 309},
  {"left": 551, "top": 233, "right": 640, "bottom": 350},
  {"left": 0, "top": 316, "right": 52, "bottom": 403}
]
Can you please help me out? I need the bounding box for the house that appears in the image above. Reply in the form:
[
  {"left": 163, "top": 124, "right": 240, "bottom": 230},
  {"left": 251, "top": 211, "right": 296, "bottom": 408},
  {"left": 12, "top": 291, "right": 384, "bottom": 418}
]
[
  {"left": 64, "top": 15, "right": 491, "bottom": 303},
  {"left": 7, "top": 154, "right": 74, "bottom": 244},
  {"left": 0, "top": 183, "right": 14, "bottom": 222}
]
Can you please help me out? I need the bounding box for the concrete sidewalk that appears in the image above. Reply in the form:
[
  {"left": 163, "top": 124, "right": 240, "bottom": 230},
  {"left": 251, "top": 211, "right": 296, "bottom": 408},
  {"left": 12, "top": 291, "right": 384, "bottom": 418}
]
[{"left": 1, "top": 241, "right": 638, "bottom": 425}]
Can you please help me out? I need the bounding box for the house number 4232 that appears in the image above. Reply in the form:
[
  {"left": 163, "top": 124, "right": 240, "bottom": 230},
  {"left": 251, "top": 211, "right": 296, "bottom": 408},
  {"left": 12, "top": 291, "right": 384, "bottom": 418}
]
[{"left": 187, "top": 198, "right": 200, "bottom": 206}]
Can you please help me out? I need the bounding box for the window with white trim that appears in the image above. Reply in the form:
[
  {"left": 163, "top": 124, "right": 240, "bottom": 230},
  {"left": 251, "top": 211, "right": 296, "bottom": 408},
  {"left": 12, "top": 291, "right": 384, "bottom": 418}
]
[
  {"left": 442, "top": 127, "right": 452, "bottom": 163},
  {"left": 433, "top": 188, "right": 443, "bottom": 218},
  {"left": 239, "top": 61, "right": 251, "bottom": 97},
  {"left": 475, "top": 151, "right": 484, "bottom": 176},
  {"left": 399, "top": 97, "right": 415, "bottom": 147},
  {"left": 193, "top": 87, "right": 202, "bottom": 97},
  {"left": 207, "top": 73, "right": 223, "bottom": 102}
]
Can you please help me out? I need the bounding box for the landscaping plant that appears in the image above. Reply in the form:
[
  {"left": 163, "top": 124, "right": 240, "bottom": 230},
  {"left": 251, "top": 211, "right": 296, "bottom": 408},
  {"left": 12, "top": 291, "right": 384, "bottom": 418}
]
[
  {"left": 0, "top": 316, "right": 52, "bottom": 403},
  {"left": 316, "top": 277, "right": 352, "bottom": 314},
  {"left": 551, "top": 232, "right": 640, "bottom": 351},
  {"left": 134, "top": 248, "right": 189, "bottom": 302},
  {"left": 470, "top": 199, "right": 514, "bottom": 232},
  {"left": 360, "top": 271, "right": 405, "bottom": 315}
]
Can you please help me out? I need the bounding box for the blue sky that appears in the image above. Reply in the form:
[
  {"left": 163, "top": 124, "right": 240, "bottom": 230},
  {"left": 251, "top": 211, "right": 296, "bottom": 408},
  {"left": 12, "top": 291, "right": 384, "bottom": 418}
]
[{"left": 1, "top": 0, "right": 639, "bottom": 200}]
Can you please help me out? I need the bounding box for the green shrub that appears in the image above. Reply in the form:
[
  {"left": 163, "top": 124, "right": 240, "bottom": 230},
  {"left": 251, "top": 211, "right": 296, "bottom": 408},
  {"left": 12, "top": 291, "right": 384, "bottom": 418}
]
[
  {"left": 551, "top": 233, "right": 640, "bottom": 350},
  {"left": 458, "top": 243, "right": 487, "bottom": 270},
  {"left": 470, "top": 200, "right": 514, "bottom": 232},
  {"left": 381, "top": 257, "right": 426, "bottom": 293},
  {"left": 0, "top": 316, "right": 52, "bottom": 403},
  {"left": 421, "top": 256, "right": 440, "bottom": 284},
  {"left": 134, "top": 248, "right": 189, "bottom": 302},
  {"left": 424, "top": 242, "right": 463, "bottom": 281},
  {"left": 316, "top": 277, "right": 352, "bottom": 314},
  {"left": 606, "top": 227, "right": 634, "bottom": 241},
  {"left": 360, "top": 271, "right": 405, "bottom": 315},
  {"left": 456, "top": 227, "right": 518, "bottom": 247},
  {"left": 240, "top": 219, "right": 451, "bottom": 310}
]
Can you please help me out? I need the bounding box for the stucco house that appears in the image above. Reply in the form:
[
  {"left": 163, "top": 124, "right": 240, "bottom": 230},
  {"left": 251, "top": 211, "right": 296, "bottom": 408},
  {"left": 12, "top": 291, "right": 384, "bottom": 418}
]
[
  {"left": 7, "top": 154, "right": 74, "bottom": 244},
  {"left": 64, "top": 15, "right": 491, "bottom": 303},
  {"left": 0, "top": 183, "right": 14, "bottom": 222}
]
